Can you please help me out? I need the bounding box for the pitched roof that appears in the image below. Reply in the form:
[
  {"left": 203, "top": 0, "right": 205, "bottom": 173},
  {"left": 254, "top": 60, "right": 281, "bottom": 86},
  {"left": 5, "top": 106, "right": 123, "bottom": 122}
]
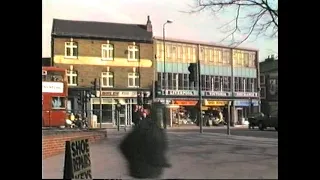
[
  {"left": 259, "top": 60, "right": 278, "bottom": 73},
  {"left": 51, "top": 19, "right": 153, "bottom": 42}
]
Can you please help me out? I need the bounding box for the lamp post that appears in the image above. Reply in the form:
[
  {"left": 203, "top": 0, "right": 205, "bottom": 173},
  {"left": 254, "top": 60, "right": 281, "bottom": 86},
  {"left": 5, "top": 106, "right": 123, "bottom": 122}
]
[{"left": 162, "top": 19, "right": 173, "bottom": 129}]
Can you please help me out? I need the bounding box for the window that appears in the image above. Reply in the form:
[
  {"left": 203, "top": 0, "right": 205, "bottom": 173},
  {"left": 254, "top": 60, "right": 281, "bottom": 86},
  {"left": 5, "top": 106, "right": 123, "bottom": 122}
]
[
  {"left": 52, "top": 97, "right": 66, "bottom": 109},
  {"left": 213, "top": 76, "right": 221, "bottom": 91},
  {"left": 128, "top": 72, "right": 140, "bottom": 87},
  {"left": 260, "top": 75, "right": 265, "bottom": 85},
  {"left": 162, "top": 73, "right": 167, "bottom": 88},
  {"left": 214, "top": 49, "right": 223, "bottom": 63},
  {"left": 156, "top": 43, "right": 163, "bottom": 60},
  {"left": 207, "top": 49, "right": 214, "bottom": 62},
  {"left": 223, "top": 49, "right": 230, "bottom": 64},
  {"left": 187, "top": 47, "right": 191, "bottom": 60},
  {"left": 101, "top": 72, "right": 114, "bottom": 87},
  {"left": 244, "top": 53, "right": 249, "bottom": 67},
  {"left": 128, "top": 45, "right": 139, "bottom": 61},
  {"left": 183, "top": 74, "right": 189, "bottom": 90},
  {"left": 205, "top": 75, "right": 211, "bottom": 91},
  {"left": 260, "top": 87, "right": 266, "bottom": 99},
  {"left": 200, "top": 47, "right": 205, "bottom": 61},
  {"left": 67, "top": 70, "right": 78, "bottom": 86},
  {"left": 173, "top": 73, "right": 178, "bottom": 90},
  {"left": 235, "top": 77, "right": 240, "bottom": 91},
  {"left": 201, "top": 75, "right": 206, "bottom": 90},
  {"left": 172, "top": 46, "right": 177, "bottom": 60},
  {"left": 192, "top": 48, "right": 196, "bottom": 61},
  {"left": 178, "top": 74, "right": 183, "bottom": 90},
  {"left": 223, "top": 76, "right": 230, "bottom": 91},
  {"left": 177, "top": 46, "right": 182, "bottom": 59},
  {"left": 249, "top": 53, "right": 256, "bottom": 67},
  {"left": 166, "top": 45, "right": 171, "bottom": 59},
  {"left": 168, "top": 73, "right": 173, "bottom": 89},
  {"left": 42, "top": 71, "right": 64, "bottom": 82},
  {"left": 238, "top": 52, "right": 244, "bottom": 65},
  {"left": 101, "top": 44, "right": 114, "bottom": 60},
  {"left": 65, "top": 42, "right": 78, "bottom": 58}
]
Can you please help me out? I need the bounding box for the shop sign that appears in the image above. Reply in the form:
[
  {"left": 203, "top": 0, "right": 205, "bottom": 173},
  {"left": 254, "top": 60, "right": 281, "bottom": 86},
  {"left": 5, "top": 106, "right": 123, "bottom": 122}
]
[
  {"left": 203, "top": 91, "right": 231, "bottom": 97},
  {"left": 234, "top": 100, "right": 259, "bottom": 107},
  {"left": 96, "top": 91, "right": 150, "bottom": 97},
  {"left": 234, "top": 92, "right": 258, "bottom": 97},
  {"left": 204, "top": 100, "right": 227, "bottom": 106},
  {"left": 161, "top": 90, "right": 197, "bottom": 96},
  {"left": 173, "top": 100, "right": 197, "bottom": 106}
]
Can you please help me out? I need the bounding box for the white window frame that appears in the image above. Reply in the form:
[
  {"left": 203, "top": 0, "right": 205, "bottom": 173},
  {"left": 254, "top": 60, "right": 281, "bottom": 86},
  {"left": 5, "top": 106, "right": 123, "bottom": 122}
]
[
  {"left": 260, "top": 75, "right": 265, "bottom": 85},
  {"left": 260, "top": 87, "right": 266, "bottom": 99},
  {"left": 128, "top": 45, "right": 139, "bottom": 61},
  {"left": 101, "top": 44, "right": 114, "bottom": 61},
  {"left": 64, "top": 42, "right": 78, "bottom": 58},
  {"left": 66, "top": 70, "right": 78, "bottom": 86},
  {"left": 101, "top": 72, "right": 114, "bottom": 87},
  {"left": 128, "top": 72, "right": 140, "bottom": 88}
]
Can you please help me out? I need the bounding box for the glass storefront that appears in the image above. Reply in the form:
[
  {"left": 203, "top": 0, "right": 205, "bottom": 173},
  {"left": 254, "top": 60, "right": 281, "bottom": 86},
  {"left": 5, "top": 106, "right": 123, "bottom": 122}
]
[{"left": 91, "top": 98, "right": 137, "bottom": 126}]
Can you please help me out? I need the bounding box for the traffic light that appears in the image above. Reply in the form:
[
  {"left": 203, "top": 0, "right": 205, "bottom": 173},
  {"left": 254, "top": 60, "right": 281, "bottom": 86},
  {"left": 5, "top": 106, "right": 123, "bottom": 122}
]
[
  {"left": 77, "top": 91, "right": 83, "bottom": 105},
  {"left": 143, "top": 92, "right": 148, "bottom": 105},
  {"left": 188, "top": 63, "right": 197, "bottom": 82},
  {"left": 91, "top": 78, "right": 97, "bottom": 91},
  {"left": 137, "top": 93, "right": 143, "bottom": 105}
]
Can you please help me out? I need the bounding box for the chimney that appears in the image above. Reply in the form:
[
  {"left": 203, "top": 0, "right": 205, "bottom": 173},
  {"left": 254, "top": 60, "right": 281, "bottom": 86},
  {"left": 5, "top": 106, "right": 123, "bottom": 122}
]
[{"left": 146, "top": 15, "right": 152, "bottom": 33}]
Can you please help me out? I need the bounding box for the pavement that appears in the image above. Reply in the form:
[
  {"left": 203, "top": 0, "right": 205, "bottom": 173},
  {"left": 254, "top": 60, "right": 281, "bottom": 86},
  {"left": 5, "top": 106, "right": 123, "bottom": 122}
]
[{"left": 42, "top": 131, "right": 278, "bottom": 179}]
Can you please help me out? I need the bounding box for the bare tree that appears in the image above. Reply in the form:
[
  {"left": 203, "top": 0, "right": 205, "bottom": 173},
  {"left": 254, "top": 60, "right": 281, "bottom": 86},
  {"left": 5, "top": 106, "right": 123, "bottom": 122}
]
[{"left": 187, "top": 0, "right": 278, "bottom": 47}]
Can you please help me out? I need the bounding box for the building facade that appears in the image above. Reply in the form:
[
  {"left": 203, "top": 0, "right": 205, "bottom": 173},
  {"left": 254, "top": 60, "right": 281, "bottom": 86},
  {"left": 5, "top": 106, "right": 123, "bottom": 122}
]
[
  {"left": 153, "top": 37, "right": 260, "bottom": 125},
  {"left": 51, "top": 17, "right": 154, "bottom": 127},
  {"left": 259, "top": 56, "right": 278, "bottom": 115}
]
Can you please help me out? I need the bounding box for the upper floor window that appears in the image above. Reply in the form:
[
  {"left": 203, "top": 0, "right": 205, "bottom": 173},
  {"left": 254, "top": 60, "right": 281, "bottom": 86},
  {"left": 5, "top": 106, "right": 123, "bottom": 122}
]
[
  {"left": 101, "top": 72, "right": 114, "bottom": 87},
  {"left": 65, "top": 42, "right": 78, "bottom": 58},
  {"left": 222, "top": 49, "right": 230, "bottom": 64},
  {"left": 260, "top": 75, "right": 265, "bottom": 85},
  {"left": 67, "top": 70, "right": 78, "bottom": 86},
  {"left": 128, "top": 45, "right": 139, "bottom": 61},
  {"left": 101, "top": 43, "right": 114, "bottom": 60},
  {"left": 214, "top": 48, "right": 223, "bottom": 63},
  {"left": 249, "top": 53, "right": 256, "bottom": 67},
  {"left": 243, "top": 53, "right": 249, "bottom": 67},
  {"left": 128, "top": 72, "right": 140, "bottom": 87}
]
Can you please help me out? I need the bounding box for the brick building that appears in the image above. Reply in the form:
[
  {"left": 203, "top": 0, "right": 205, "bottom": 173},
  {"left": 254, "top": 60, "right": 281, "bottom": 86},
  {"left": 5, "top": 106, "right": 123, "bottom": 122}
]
[
  {"left": 51, "top": 16, "right": 154, "bottom": 127},
  {"left": 259, "top": 55, "right": 278, "bottom": 115},
  {"left": 153, "top": 37, "right": 260, "bottom": 126}
]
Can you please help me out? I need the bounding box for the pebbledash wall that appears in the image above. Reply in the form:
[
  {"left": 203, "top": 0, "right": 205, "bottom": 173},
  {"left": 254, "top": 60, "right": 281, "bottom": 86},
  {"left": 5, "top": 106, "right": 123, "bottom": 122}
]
[{"left": 42, "top": 130, "right": 107, "bottom": 159}]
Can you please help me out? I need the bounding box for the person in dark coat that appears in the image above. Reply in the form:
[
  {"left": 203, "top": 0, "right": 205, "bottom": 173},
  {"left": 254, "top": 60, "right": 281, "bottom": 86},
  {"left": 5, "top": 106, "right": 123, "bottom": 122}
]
[{"left": 119, "top": 117, "right": 171, "bottom": 179}]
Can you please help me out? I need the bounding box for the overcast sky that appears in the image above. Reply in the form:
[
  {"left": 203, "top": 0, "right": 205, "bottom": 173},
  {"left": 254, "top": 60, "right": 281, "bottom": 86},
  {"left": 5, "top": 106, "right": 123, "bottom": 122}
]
[{"left": 42, "top": 0, "right": 278, "bottom": 61}]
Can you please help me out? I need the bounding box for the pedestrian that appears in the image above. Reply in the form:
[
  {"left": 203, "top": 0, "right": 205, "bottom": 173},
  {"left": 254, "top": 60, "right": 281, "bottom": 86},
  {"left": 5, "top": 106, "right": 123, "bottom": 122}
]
[{"left": 119, "top": 115, "right": 171, "bottom": 179}]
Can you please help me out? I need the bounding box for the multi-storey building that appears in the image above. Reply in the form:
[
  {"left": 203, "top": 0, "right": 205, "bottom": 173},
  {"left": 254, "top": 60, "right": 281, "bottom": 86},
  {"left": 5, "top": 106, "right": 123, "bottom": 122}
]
[
  {"left": 51, "top": 17, "right": 154, "bottom": 127},
  {"left": 260, "top": 56, "right": 278, "bottom": 115},
  {"left": 153, "top": 37, "right": 260, "bottom": 125}
]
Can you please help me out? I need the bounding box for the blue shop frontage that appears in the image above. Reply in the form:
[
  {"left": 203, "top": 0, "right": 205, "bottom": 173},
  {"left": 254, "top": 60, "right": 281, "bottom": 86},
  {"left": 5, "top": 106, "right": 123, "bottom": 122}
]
[{"left": 233, "top": 99, "right": 260, "bottom": 123}]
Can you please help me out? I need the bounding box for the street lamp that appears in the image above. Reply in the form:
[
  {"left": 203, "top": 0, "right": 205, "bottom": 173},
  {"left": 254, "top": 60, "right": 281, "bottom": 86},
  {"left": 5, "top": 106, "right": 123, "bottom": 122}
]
[{"left": 163, "top": 19, "right": 173, "bottom": 129}]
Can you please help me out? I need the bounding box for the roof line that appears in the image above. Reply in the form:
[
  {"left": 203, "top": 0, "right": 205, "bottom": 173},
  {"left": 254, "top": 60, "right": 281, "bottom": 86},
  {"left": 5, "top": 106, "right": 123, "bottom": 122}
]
[
  {"left": 52, "top": 18, "right": 145, "bottom": 26},
  {"left": 153, "top": 36, "right": 259, "bottom": 51}
]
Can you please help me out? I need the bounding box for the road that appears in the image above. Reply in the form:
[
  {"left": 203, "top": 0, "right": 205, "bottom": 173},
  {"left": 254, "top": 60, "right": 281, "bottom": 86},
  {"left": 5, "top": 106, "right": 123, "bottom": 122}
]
[
  {"left": 168, "top": 126, "right": 278, "bottom": 139},
  {"left": 43, "top": 130, "right": 278, "bottom": 179}
]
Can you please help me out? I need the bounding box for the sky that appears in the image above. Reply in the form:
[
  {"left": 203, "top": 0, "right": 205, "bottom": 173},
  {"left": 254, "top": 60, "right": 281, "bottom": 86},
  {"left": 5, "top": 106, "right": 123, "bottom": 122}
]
[{"left": 42, "top": 0, "right": 278, "bottom": 61}]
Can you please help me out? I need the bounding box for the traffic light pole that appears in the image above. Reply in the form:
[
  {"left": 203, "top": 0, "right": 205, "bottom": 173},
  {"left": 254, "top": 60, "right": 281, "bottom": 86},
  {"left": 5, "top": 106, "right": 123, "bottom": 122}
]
[{"left": 197, "top": 59, "right": 203, "bottom": 134}]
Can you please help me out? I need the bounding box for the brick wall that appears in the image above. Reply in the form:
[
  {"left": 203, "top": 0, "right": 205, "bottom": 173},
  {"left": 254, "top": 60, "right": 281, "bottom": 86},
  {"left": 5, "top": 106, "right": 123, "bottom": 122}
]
[{"left": 42, "top": 130, "right": 107, "bottom": 159}]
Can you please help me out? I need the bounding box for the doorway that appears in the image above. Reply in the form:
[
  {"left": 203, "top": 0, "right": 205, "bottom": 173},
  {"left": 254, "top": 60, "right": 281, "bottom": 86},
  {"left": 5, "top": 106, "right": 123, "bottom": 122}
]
[{"left": 236, "top": 108, "right": 244, "bottom": 125}]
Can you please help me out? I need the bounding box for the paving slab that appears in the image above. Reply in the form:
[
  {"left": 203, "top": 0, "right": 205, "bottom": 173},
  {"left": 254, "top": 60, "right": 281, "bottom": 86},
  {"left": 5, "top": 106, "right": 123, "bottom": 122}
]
[{"left": 42, "top": 131, "right": 278, "bottom": 179}]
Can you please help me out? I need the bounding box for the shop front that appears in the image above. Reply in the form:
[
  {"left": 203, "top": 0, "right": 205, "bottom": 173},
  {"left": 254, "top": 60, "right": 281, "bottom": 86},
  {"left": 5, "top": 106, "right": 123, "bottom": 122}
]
[
  {"left": 234, "top": 99, "right": 259, "bottom": 124},
  {"left": 90, "top": 90, "right": 150, "bottom": 127}
]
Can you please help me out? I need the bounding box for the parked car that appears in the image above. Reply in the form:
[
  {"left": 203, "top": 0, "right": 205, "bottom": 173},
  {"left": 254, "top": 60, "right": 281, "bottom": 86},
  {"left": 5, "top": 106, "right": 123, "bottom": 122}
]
[
  {"left": 257, "top": 110, "right": 278, "bottom": 131},
  {"left": 247, "top": 112, "right": 265, "bottom": 129}
]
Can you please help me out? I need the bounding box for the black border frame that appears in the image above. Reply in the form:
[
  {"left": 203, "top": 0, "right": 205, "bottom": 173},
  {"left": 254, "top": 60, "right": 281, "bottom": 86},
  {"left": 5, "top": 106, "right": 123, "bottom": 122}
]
[{"left": 6, "top": 0, "right": 311, "bottom": 179}]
